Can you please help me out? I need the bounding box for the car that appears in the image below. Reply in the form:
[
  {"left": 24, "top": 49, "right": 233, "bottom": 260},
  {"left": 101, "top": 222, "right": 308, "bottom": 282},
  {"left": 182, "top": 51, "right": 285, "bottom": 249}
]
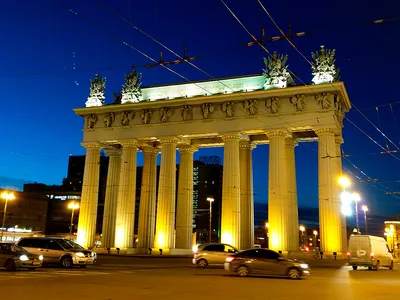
[
  {"left": 348, "top": 234, "right": 394, "bottom": 270},
  {"left": 193, "top": 243, "right": 239, "bottom": 268},
  {"left": 16, "top": 237, "right": 96, "bottom": 268},
  {"left": 224, "top": 248, "right": 310, "bottom": 279},
  {"left": 0, "top": 243, "right": 43, "bottom": 271}
]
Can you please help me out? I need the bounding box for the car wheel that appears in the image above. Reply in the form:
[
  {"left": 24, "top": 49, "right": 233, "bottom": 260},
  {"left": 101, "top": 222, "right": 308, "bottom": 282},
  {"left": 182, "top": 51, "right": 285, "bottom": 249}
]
[
  {"left": 375, "top": 261, "right": 380, "bottom": 271},
  {"left": 352, "top": 266, "right": 358, "bottom": 270},
  {"left": 4, "top": 259, "right": 16, "bottom": 272},
  {"left": 196, "top": 259, "right": 208, "bottom": 268},
  {"left": 236, "top": 266, "right": 249, "bottom": 277},
  {"left": 288, "top": 268, "right": 301, "bottom": 280},
  {"left": 61, "top": 256, "right": 73, "bottom": 268},
  {"left": 389, "top": 260, "right": 394, "bottom": 270}
]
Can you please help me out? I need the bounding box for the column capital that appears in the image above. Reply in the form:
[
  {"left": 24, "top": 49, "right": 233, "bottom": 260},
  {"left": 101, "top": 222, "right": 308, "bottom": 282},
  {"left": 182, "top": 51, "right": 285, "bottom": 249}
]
[
  {"left": 285, "top": 138, "right": 298, "bottom": 147},
  {"left": 239, "top": 141, "right": 256, "bottom": 150},
  {"left": 119, "top": 140, "right": 138, "bottom": 148},
  {"left": 265, "top": 130, "right": 287, "bottom": 138},
  {"left": 104, "top": 147, "right": 122, "bottom": 156},
  {"left": 81, "top": 142, "right": 101, "bottom": 150},
  {"left": 159, "top": 137, "right": 179, "bottom": 145},
  {"left": 221, "top": 132, "right": 241, "bottom": 141},
  {"left": 141, "top": 146, "right": 160, "bottom": 155},
  {"left": 335, "top": 136, "right": 344, "bottom": 145},
  {"left": 178, "top": 144, "right": 198, "bottom": 153},
  {"left": 314, "top": 128, "right": 337, "bottom": 136}
]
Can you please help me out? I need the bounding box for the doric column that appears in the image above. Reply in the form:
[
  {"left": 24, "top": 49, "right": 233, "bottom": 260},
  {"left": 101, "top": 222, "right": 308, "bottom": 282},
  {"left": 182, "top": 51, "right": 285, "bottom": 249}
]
[
  {"left": 221, "top": 133, "right": 241, "bottom": 249},
  {"left": 176, "top": 145, "right": 197, "bottom": 250},
  {"left": 114, "top": 141, "right": 138, "bottom": 249},
  {"left": 101, "top": 148, "right": 122, "bottom": 249},
  {"left": 266, "top": 130, "right": 289, "bottom": 252},
  {"left": 336, "top": 135, "right": 347, "bottom": 252},
  {"left": 77, "top": 142, "right": 101, "bottom": 248},
  {"left": 316, "top": 128, "right": 342, "bottom": 253},
  {"left": 239, "top": 141, "right": 255, "bottom": 250},
  {"left": 285, "top": 138, "right": 299, "bottom": 252},
  {"left": 155, "top": 138, "right": 178, "bottom": 250},
  {"left": 137, "top": 146, "right": 159, "bottom": 253}
]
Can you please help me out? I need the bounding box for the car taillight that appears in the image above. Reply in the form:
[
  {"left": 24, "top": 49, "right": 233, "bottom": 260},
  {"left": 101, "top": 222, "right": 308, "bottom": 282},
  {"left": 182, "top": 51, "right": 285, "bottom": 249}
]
[{"left": 226, "top": 256, "right": 235, "bottom": 262}]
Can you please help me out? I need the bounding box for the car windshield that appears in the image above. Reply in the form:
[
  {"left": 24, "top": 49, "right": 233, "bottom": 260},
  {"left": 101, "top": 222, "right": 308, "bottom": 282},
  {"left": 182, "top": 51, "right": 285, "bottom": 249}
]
[
  {"left": 57, "top": 239, "right": 84, "bottom": 250},
  {"left": 0, "top": 243, "right": 24, "bottom": 253}
]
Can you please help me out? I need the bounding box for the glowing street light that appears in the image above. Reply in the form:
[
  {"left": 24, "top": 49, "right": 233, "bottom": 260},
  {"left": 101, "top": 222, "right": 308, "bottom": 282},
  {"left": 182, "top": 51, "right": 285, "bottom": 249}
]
[
  {"left": 1, "top": 191, "right": 16, "bottom": 241},
  {"left": 313, "top": 230, "right": 318, "bottom": 246},
  {"left": 68, "top": 202, "right": 79, "bottom": 240},
  {"left": 299, "top": 225, "right": 305, "bottom": 247},
  {"left": 362, "top": 205, "right": 368, "bottom": 234},
  {"left": 352, "top": 193, "right": 361, "bottom": 233},
  {"left": 338, "top": 176, "right": 351, "bottom": 189},
  {"left": 206, "top": 197, "right": 214, "bottom": 243},
  {"left": 265, "top": 222, "right": 270, "bottom": 229}
]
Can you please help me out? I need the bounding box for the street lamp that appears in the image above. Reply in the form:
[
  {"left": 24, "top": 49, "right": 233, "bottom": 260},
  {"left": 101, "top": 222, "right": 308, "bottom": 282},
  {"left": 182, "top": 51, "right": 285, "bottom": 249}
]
[
  {"left": 313, "top": 230, "right": 318, "bottom": 247},
  {"left": 206, "top": 197, "right": 214, "bottom": 243},
  {"left": 352, "top": 193, "right": 361, "bottom": 233},
  {"left": 1, "top": 191, "right": 16, "bottom": 241},
  {"left": 299, "top": 225, "right": 305, "bottom": 247},
  {"left": 68, "top": 202, "right": 79, "bottom": 240},
  {"left": 362, "top": 205, "right": 368, "bottom": 234}
]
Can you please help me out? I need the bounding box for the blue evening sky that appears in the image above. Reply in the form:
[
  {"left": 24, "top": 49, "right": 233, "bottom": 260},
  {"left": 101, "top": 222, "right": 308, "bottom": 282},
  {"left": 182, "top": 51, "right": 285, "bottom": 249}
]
[{"left": 1, "top": 0, "right": 400, "bottom": 217}]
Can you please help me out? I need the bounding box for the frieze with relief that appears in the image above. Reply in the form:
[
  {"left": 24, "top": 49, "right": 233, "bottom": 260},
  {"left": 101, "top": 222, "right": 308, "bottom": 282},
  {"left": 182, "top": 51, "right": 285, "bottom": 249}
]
[
  {"left": 221, "top": 101, "right": 235, "bottom": 117},
  {"left": 141, "top": 109, "right": 152, "bottom": 124},
  {"left": 265, "top": 97, "right": 280, "bottom": 114},
  {"left": 315, "top": 92, "right": 333, "bottom": 109},
  {"left": 290, "top": 94, "right": 306, "bottom": 111},
  {"left": 121, "top": 111, "right": 135, "bottom": 126},
  {"left": 160, "top": 107, "right": 173, "bottom": 123},
  {"left": 104, "top": 112, "right": 115, "bottom": 127},
  {"left": 201, "top": 103, "right": 214, "bottom": 119},
  {"left": 243, "top": 99, "right": 258, "bottom": 115},
  {"left": 86, "top": 114, "right": 98, "bottom": 129},
  {"left": 182, "top": 105, "right": 193, "bottom": 121}
]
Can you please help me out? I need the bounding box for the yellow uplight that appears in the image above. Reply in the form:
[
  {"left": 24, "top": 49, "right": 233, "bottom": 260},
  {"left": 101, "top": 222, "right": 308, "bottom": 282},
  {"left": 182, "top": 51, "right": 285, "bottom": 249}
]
[{"left": 338, "top": 176, "right": 351, "bottom": 188}]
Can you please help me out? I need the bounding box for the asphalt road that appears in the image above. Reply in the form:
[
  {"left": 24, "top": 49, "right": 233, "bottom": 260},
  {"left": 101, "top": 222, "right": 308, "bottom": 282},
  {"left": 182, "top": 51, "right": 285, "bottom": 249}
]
[{"left": 1, "top": 256, "right": 400, "bottom": 300}]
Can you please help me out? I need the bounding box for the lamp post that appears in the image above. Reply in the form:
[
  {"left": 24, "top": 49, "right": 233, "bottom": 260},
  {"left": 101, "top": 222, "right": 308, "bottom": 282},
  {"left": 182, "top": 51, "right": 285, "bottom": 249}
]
[
  {"left": 68, "top": 202, "right": 79, "bottom": 240},
  {"left": 362, "top": 205, "right": 368, "bottom": 234},
  {"left": 313, "top": 230, "right": 318, "bottom": 247},
  {"left": 206, "top": 197, "right": 214, "bottom": 243},
  {"left": 1, "top": 191, "right": 16, "bottom": 242},
  {"left": 352, "top": 193, "right": 361, "bottom": 233},
  {"left": 265, "top": 222, "right": 269, "bottom": 248},
  {"left": 299, "top": 225, "right": 305, "bottom": 247}
]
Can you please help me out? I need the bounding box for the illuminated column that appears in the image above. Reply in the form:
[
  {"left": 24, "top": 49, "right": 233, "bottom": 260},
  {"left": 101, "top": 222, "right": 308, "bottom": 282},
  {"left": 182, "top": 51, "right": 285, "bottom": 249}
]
[
  {"left": 176, "top": 145, "right": 197, "bottom": 250},
  {"left": 336, "top": 135, "right": 347, "bottom": 252},
  {"left": 137, "top": 147, "right": 158, "bottom": 253},
  {"left": 114, "top": 141, "right": 138, "bottom": 249},
  {"left": 155, "top": 138, "right": 178, "bottom": 250},
  {"left": 266, "top": 130, "right": 290, "bottom": 252},
  {"left": 316, "top": 128, "right": 342, "bottom": 253},
  {"left": 101, "top": 148, "right": 122, "bottom": 249},
  {"left": 77, "top": 142, "right": 101, "bottom": 248},
  {"left": 221, "top": 133, "right": 241, "bottom": 248},
  {"left": 239, "top": 141, "right": 255, "bottom": 250},
  {"left": 286, "top": 138, "right": 299, "bottom": 252}
]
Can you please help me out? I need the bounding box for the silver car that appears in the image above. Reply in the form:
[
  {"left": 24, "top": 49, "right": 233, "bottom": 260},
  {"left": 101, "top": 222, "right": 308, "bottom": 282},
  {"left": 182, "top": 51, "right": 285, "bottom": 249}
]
[
  {"left": 224, "top": 248, "right": 310, "bottom": 279},
  {"left": 0, "top": 243, "right": 43, "bottom": 271},
  {"left": 17, "top": 237, "right": 96, "bottom": 268},
  {"left": 193, "top": 243, "right": 239, "bottom": 268}
]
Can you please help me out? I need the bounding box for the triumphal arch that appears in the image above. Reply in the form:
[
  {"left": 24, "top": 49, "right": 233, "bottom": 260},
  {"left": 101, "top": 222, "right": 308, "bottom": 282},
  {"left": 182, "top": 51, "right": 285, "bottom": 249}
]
[{"left": 74, "top": 46, "right": 351, "bottom": 255}]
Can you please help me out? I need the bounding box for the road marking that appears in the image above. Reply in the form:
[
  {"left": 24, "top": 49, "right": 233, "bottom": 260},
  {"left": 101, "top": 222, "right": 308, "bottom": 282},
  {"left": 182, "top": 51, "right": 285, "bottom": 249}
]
[{"left": 0, "top": 270, "right": 111, "bottom": 281}]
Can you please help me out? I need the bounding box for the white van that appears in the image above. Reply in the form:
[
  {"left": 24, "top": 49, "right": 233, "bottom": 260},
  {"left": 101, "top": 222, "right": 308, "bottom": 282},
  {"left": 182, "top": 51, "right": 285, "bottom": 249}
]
[{"left": 348, "top": 234, "right": 394, "bottom": 270}]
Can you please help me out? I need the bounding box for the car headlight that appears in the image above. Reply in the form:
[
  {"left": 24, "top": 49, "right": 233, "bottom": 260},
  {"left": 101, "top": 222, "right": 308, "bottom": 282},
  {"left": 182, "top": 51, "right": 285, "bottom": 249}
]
[
  {"left": 91, "top": 252, "right": 96, "bottom": 257},
  {"left": 75, "top": 252, "right": 85, "bottom": 258},
  {"left": 20, "top": 255, "right": 29, "bottom": 261},
  {"left": 299, "top": 263, "right": 309, "bottom": 269},
  {"left": 38, "top": 255, "right": 43, "bottom": 261}
]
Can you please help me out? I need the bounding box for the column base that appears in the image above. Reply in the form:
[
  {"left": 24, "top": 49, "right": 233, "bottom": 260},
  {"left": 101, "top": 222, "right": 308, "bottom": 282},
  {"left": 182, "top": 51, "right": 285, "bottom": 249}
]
[
  {"left": 97, "top": 247, "right": 138, "bottom": 255},
  {"left": 150, "top": 248, "right": 193, "bottom": 255}
]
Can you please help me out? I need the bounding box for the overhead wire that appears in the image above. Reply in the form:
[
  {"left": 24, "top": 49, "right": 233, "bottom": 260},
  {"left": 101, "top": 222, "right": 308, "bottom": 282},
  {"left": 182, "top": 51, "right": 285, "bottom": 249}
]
[
  {"left": 56, "top": 0, "right": 400, "bottom": 203},
  {"left": 257, "top": 0, "right": 400, "bottom": 154},
  {"left": 221, "top": 0, "right": 400, "bottom": 200}
]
